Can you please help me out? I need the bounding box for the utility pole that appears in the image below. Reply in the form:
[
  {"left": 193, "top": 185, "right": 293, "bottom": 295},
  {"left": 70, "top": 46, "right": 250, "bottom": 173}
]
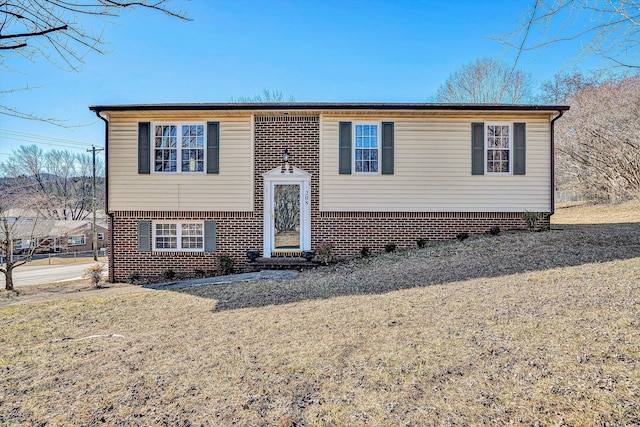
[{"left": 87, "top": 145, "right": 104, "bottom": 261}]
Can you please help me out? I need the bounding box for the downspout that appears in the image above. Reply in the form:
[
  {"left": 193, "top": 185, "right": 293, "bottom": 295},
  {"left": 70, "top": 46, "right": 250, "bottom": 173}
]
[
  {"left": 94, "top": 110, "right": 114, "bottom": 282},
  {"left": 550, "top": 109, "right": 564, "bottom": 216}
]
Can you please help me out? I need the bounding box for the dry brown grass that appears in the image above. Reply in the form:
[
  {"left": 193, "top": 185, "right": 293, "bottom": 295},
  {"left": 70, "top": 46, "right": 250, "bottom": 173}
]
[
  {"left": 0, "top": 279, "right": 147, "bottom": 307},
  {"left": 554, "top": 199, "right": 640, "bottom": 224},
  {"left": 1, "top": 203, "right": 639, "bottom": 426}
]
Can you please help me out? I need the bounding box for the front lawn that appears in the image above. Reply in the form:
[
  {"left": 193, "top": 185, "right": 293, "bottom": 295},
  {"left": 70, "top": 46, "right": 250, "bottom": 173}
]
[{"left": 1, "top": 203, "right": 639, "bottom": 426}]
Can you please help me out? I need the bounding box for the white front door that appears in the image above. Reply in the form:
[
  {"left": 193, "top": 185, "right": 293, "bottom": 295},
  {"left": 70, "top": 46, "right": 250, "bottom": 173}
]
[{"left": 263, "top": 166, "right": 311, "bottom": 257}]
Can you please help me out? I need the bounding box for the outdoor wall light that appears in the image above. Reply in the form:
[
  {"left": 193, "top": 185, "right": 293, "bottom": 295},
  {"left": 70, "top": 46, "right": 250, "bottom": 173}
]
[{"left": 282, "top": 148, "right": 292, "bottom": 173}]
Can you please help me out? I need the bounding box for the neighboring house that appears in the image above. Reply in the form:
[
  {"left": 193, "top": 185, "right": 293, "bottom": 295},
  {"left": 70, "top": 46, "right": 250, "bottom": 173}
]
[
  {"left": 56, "top": 220, "right": 108, "bottom": 254},
  {"left": 2, "top": 218, "right": 108, "bottom": 258},
  {"left": 1, "top": 218, "right": 55, "bottom": 259},
  {"left": 89, "top": 103, "right": 569, "bottom": 282}
]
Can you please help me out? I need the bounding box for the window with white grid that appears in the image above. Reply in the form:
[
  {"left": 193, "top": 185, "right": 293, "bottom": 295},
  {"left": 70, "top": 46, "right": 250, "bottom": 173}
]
[
  {"left": 153, "top": 123, "right": 205, "bottom": 173},
  {"left": 154, "top": 223, "right": 177, "bottom": 249},
  {"left": 486, "top": 123, "right": 511, "bottom": 174},
  {"left": 180, "top": 223, "right": 204, "bottom": 249},
  {"left": 153, "top": 222, "right": 204, "bottom": 251},
  {"left": 354, "top": 123, "right": 380, "bottom": 174}
]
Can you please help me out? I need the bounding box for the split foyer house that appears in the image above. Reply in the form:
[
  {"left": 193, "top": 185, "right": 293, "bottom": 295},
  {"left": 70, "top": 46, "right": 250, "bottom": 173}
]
[{"left": 89, "top": 103, "right": 569, "bottom": 282}]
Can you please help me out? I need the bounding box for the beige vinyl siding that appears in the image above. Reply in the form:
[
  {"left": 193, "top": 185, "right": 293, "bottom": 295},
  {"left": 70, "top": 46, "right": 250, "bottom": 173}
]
[
  {"left": 108, "top": 116, "right": 252, "bottom": 211},
  {"left": 320, "top": 115, "right": 552, "bottom": 212}
]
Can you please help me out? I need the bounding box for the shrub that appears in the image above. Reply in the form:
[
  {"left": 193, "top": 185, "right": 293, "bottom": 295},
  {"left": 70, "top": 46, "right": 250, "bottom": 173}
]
[
  {"left": 217, "top": 255, "right": 235, "bottom": 275},
  {"left": 523, "top": 210, "right": 541, "bottom": 230},
  {"left": 360, "top": 246, "right": 371, "bottom": 258},
  {"left": 385, "top": 243, "right": 397, "bottom": 253},
  {"left": 194, "top": 268, "right": 206, "bottom": 278},
  {"left": 126, "top": 272, "right": 140, "bottom": 284},
  {"left": 456, "top": 232, "right": 469, "bottom": 241},
  {"left": 83, "top": 263, "right": 105, "bottom": 289},
  {"left": 163, "top": 268, "right": 176, "bottom": 281},
  {"left": 416, "top": 238, "right": 427, "bottom": 248},
  {"left": 489, "top": 226, "right": 501, "bottom": 236},
  {"left": 315, "top": 241, "right": 335, "bottom": 265}
]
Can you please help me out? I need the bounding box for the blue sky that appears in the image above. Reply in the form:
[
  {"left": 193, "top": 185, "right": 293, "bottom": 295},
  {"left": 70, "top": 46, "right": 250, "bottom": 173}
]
[{"left": 0, "top": 0, "right": 601, "bottom": 161}]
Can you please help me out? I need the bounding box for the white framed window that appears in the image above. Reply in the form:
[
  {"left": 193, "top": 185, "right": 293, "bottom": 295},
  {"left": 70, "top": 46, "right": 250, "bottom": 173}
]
[
  {"left": 98, "top": 233, "right": 105, "bottom": 240},
  {"left": 354, "top": 123, "right": 380, "bottom": 174},
  {"left": 153, "top": 222, "right": 204, "bottom": 252},
  {"left": 15, "top": 239, "right": 33, "bottom": 250},
  {"left": 153, "top": 123, "right": 205, "bottom": 173},
  {"left": 68, "top": 235, "right": 86, "bottom": 246},
  {"left": 486, "top": 123, "right": 512, "bottom": 174}
]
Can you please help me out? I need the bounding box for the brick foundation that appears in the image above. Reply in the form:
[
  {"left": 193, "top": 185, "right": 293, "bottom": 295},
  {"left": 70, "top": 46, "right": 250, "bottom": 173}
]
[
  {"left": 108, "top": 114, "right": 549, "bottom": 282},
  {"left": 110, "top": 211, "right": 262, "bottom": 282},
  {"left": 315, "top": 211, "right": 546, "bottom": 256}
]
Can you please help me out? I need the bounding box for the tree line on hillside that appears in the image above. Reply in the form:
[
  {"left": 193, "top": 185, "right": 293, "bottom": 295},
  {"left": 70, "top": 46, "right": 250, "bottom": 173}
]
[{"left": 0, "top": 145, "right": 105, "bottom": 221}]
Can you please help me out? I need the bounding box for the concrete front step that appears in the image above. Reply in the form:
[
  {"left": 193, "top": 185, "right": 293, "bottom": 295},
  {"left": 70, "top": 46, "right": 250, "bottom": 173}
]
[{"left": 247, "top": 257, "right": 317, "bottom": 271}]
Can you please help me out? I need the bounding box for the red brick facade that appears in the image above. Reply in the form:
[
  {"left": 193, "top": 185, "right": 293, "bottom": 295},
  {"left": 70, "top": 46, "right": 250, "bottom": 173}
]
[
  {"left": 108, "top": 114, "right": 548, "bottom": 282},
  {"left": 109, "top": 211, "right": 261, "bottom": 282}
]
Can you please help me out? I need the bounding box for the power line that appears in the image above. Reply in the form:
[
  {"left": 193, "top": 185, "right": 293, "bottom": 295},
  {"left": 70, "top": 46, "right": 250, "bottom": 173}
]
[
  {"left": 1, "top": 130, "right": 96, "bottom": 147},
  {"left": 0, "top": 130, "right": 103, "bottom": 153},
  {"left": 1, "top": 135, "right": 103, "bottom": 151},
  {"left": 2, "top": 139, "right": 104, "bottom": 151}
]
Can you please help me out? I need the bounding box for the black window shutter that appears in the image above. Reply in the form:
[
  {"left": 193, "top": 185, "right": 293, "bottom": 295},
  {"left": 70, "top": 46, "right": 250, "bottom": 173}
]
[
  {"left": 381, "top": 122, "right": 394, "bottom": 175},
  {"left": 339, "top": 122, "right": 352, "bottom": 174},
  {"left": 471, "top": 122, "right": 485, "bottom": 175},
  {"left": 138, "top": 122, "right": 150, "bottom": 174},
  {"left": 204, "top": 220, "right": 217, "bottom": 252},
  {"left": 138, "top": 220, "right": 151, "bottom": 252},
  {"left": 513, "top": 122, "right": 526, "bottom": 175},
  {"left": 207, "top": 122, "right": 220, "bottom": 174}
]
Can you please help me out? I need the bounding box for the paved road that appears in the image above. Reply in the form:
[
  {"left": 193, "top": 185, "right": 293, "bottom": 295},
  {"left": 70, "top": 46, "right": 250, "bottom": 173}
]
[{"left": 0, "top": 261, "right": 106, "bottom": 288}]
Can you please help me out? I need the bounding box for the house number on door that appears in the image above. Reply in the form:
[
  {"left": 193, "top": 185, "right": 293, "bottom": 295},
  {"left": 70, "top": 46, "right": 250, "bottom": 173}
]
[{"left": 305, "top": 190, "right": 310, "bottom": 206}]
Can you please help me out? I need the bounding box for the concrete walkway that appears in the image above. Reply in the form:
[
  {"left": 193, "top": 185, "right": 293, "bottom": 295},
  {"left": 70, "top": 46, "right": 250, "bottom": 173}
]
[{"left": 143, "top": 270, "right": 299, "bottom": 291}]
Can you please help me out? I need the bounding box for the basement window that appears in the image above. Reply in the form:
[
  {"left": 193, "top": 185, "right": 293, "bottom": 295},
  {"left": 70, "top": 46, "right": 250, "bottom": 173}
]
[{"left": 153, "top": 222, "right": 204, "bottom": 252}]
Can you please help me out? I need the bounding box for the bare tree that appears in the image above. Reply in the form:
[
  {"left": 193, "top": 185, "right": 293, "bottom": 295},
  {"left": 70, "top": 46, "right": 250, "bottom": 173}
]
[
  {"left": 231, "top": 89, "right": 295, "bottom": 103},
  {"left": 0, "top": 145, "right": 104, "bottom": 220},
  {"left": 536, "top": 70, "right": 598, "bottom": 104},
  {"left": 0, "top": 191, "right": 51, "bottom": 291},
  {"left": 555, "top": 76, "right": 640, "bottom": 202},
  {"left": 1, "top": 0, "right": 190, "bottom": 122},
  {"left": 503, "top": 0, "right": 640, "bottom": 70},
  {"left": 435, "top": 58, "right": 534, "bottom": 104}
]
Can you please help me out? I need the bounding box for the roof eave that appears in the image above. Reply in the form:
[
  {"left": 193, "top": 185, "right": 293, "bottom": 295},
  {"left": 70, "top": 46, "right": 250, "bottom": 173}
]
[{"left": 89, "top": 102, "right": 570, "bottom": 114}]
